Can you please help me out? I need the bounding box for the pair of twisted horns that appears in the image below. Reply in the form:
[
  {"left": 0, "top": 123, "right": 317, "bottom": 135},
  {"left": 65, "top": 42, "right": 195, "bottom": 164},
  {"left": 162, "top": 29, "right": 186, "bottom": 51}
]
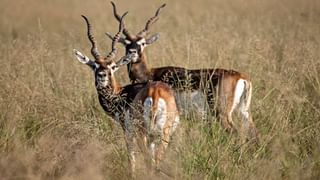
[
  {"left": 110, "top": 1, "right": 166, "bottom": 40},
  {"left": 81, "top": 11, "right": 128, "bottom": 64}
]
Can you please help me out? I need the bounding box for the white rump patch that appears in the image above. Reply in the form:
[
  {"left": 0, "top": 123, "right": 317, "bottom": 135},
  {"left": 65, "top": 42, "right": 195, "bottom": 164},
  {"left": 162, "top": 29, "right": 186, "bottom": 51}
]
[
  {"left": 156, "top": 98, "right": 167, "bottom": 130},
  {"left": 143, "top": 97, "right": 153, "bottom": 129},
  {"left": 143, "top": 97, "right": 167, "bottom": 131},
  {"left": 231, "top": 79, "right": 246, "bottom": 113}
]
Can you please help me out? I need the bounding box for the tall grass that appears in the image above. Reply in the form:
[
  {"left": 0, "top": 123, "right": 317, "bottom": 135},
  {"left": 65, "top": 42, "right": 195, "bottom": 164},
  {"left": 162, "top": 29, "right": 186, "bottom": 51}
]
[{"left": 0, "top": 0, "right": 319, "bottom": 179}]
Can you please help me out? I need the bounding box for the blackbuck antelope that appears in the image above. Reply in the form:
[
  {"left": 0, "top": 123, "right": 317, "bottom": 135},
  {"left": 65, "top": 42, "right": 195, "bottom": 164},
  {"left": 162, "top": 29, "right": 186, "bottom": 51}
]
[
  {"left": 73, "top": 13, "right": 179, "bottom": 174},
  {"left": 107, "top": 2, "right": 258, "bottom": 140}
]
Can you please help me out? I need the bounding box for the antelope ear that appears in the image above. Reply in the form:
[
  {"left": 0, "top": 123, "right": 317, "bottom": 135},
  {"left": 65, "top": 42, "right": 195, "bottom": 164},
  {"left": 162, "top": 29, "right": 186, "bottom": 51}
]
[
  {"left": 146, "top": 33, "right": 160, "bottom": 45},
  {"left": 105, "top": 32, "right": 129, "bottom": 46},
  {"left": 116, "top": 54, "right": 133, "bottom": 66},
  {"left": 73, "top": 49, "right": 97, "bottom": 69}
]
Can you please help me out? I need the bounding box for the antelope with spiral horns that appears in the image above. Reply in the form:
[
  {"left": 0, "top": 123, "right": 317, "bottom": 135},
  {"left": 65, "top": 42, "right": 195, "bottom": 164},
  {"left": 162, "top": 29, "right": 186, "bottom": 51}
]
[
  {"left": 107, "top": 2, "right": 258, "bottom": 141},
  {"left": 73, "top": 12, "right": 180, "bottom": 175}
]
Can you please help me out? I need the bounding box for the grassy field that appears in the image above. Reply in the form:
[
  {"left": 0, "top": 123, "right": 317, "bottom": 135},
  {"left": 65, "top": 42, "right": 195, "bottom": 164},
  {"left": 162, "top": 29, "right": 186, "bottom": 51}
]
[{"left": 0, "top": 0, "right": 320, "bottom": 179}]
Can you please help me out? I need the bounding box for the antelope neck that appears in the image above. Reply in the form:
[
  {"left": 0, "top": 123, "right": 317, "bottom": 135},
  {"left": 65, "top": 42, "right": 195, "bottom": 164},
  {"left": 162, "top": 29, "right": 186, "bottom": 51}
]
[
  {"left": 128, "top": 53, "right": 152, "bottom": 83},
  {"left": 110, "top": 76, "right": 122, "bottom": 94}
]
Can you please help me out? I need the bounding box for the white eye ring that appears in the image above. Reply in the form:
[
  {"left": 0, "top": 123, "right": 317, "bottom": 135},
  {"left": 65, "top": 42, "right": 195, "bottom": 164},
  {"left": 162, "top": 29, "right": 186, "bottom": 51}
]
[
  {"left": 124, "top": 40, "right": 131, "bottom": 45},
  {"left": 98, "top": 73, "right": 106, "bottom": 77}
]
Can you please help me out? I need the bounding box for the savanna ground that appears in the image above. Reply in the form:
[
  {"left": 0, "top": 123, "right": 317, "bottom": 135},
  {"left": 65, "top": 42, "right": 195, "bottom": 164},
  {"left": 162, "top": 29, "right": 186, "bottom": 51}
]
[{"left": 0, "top": 0, "right": 320, "bottom": 179}]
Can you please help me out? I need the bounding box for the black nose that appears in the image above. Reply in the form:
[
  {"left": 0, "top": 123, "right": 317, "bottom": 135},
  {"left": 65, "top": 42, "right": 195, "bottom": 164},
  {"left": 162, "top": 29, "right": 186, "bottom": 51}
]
[{"left": 128, "top": 49, "right": 137, "bottom": 54}]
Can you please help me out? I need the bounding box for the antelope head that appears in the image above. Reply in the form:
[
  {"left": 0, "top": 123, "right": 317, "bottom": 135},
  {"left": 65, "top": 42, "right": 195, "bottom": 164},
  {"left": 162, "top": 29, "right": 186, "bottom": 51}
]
[
  {"left": 74, "top": 12, "right": 132, "bottom": 88},
  {"left": 106, "top": 1, "right": 166, "bottom": 63}
]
